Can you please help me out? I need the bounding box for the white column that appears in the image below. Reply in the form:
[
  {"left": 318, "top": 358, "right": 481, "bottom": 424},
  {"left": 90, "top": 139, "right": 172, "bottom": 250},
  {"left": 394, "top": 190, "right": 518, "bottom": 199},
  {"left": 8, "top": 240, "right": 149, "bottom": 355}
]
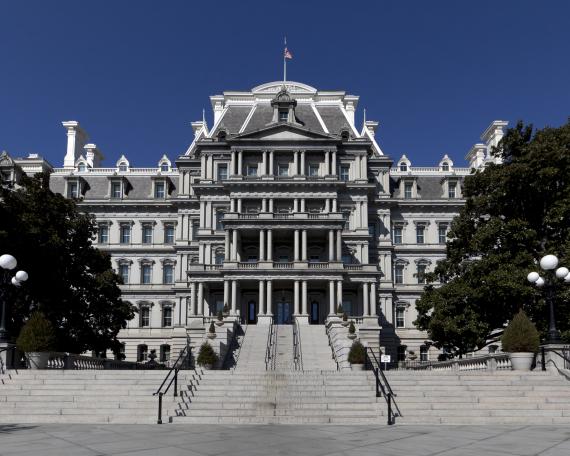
[
  {"left": 325, "top": 151, "right": 330, "bottom": 176},
  {"left": 259, "top": 230, "right": 265, "bottom": 261},
  {"left": 230, "top": 198, "right": 235, "bottom": 212},
  {"left": 199, "top": 201, "right": 205, "bottom": 227},
  {"left": 300, "top": 150, "right": 306, "bottom": 175},
  {"left": 267, "top": 229, "right": 273, "bottom": 261},
  {"left": 325, "top": 199, "right": 330, "bottom": 212},
  {"left": 294, "top": 280, "right": 300, "bottom": 315},
  {"left": 190, "top": 282, "right": 197, "bottom": 316},
  {"left": 232, "top": 230, "right": 238, "bottom": 260},
  {"left": 230, "top": 150, "right": 236, "bottom": 175},
  {"left": 259, "top": 280, "right": 265, "bottom": 315},
  {"left": 363, "top": 282, "right": 370, "bottom": 317},
  {"left": 329, "top": 281, "right": 335, "bottom": 316},
  {"left": 266, "top": 280, "right": 273, "bottom": 316},
  {"left": 300, "top": 198, "right": 306, "bottom": 212},
  {"left": 207, "top": 155, "right": 213, "bottom": 179},
  {"left": 332, "top": 198, "right": 337, "bottom": 212},
  {"left": 361, "top": 154, "right": 367, "bottom": 179},
  {"left": 336, "top": 230, "right": 342, "bottom": 261},
  {"left": 370, "top": 281, "right": 377, "bottom": 316},
  {"left": 238, "top": 150, "right": 243, "bottom": 176},
  {"left": 198, "top": 282, "right": 204, "bottom": 316},
  {"left": 231, "top": 280, "right": 237, "bottom": 314},
  {"left": 224, "top": 280, "right": 230, "bottom": 309},
  {"left": 294, "top": 230, "right": 300, "bottom": 261},
  {"left": 200, "top": 155, "right": 206, "bottom": 179},
  {"left": 301, "top": 280, "right": 308, "bottom": 315},
  {"left": 237, "top": 198, "right": 242, "bottom": 213},
  {"left": 328, "top": 230, "right": 334, "bottom": 261},
  {"left": 293, "top": 199, "right": 299, "bottom": 212},
  {"left": 269, "top": 198, "right": 274, "bottom": 212},
  {"left": 301, "top": 230, "right": 307, "bottom": 261},
  {"left": 262, "top": 198, "right": 267, "bottom": 212},
  {"left": 336, "top": 280, "right": 343, "bottom": 311},
  {"left": 225, "top": 231, "right": 230, "bottom": 260},
  {"left": 261, "top": 151, "right": 267, "bottom": 176},
  {"left": 293, "top": 151, "right": 298, "bottom": 175},
  {"left": 269, "top": 150, "right": 274, "bottom": 176},
  {"left": 332, "top": 151, "right": 337, "bottom": 175}
]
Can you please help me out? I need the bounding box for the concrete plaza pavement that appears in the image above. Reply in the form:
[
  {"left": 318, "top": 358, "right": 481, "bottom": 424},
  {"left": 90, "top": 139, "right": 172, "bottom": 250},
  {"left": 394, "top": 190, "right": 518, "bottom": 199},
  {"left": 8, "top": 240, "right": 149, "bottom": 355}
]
[{"left": 1, "top": 424, "right": 570, "bottom": 456}]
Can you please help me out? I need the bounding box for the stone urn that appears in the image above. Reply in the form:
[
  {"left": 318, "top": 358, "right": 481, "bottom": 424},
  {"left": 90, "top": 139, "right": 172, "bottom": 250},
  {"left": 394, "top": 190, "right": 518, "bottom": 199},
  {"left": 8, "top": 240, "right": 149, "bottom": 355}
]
[
  {"left": 509, "top": 352, "right": 535, "bottom": 371},
  {"left": 214, "top": 319, "right": 224, "bottom": 327},
  {"left": 26, "top": 352, "right": 49, "bottom": 369},
  {"left": 347, "top": 332, "right": 357, "bottom": 340},
  {"left": 207, "top": 331, "right": 217, "bottom": 339}
]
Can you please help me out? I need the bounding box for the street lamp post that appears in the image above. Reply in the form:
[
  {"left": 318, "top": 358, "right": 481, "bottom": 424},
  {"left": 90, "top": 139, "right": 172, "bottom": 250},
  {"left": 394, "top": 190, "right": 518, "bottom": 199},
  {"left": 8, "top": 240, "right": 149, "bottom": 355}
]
[
  {"left": 0, "top": 254, "right": 29, "bottom": 343},
  {"left": 527, "top": 254, "right": 568, "bottom": 345}
]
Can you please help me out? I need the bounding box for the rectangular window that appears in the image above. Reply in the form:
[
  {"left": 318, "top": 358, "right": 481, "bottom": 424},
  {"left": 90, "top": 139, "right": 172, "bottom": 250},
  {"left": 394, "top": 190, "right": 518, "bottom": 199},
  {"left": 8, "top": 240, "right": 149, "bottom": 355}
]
[
  {"left": 417, "top": 264, "right": 427, "bottom": 284},
  {"left": 137, "top": 344, "right": 148, "bottom": 361},
  {"left": 120, "top": 225, "right": 131, "bottom": 244},
  {"left": 163, "top": 264, "right": 174, "bottom": 284},
  {"left": 278, "top": 255, "right": 289, "bottom": 263},
  {"left": 438, "top": 224, "right": 448, "bottom": 244},
  {"left": 420, "top": 346, "right": 428, "bottom": 362},
  {"left": 164, "top": 224, "right": 175, "bottom": 244},
  {"left": 119, "top": 264, "right": 129, "bottom": 284},
  {"left": 247, "top": 255, "right": 258, "bottom": 263},
  {"left": 395, "top": 265, "right": 404, "bottom": 284},
  {"left": 416, "top": 225, "right": 425, "bottom": 244},
  {"left": 278, "top": 164, "right": 289, "bottom": 176},
  {"left": 98, "top": 225, "right": 109, "bottom": 244},
  {"left": 342, "top": 300, "right": 352, "bottom": 317},
  {"left": 448, "top": 182, "right": 457, "bottom": 199},
  {"left": 155, "top": 181, "right": 166, "bottom": 198},
  {"left": 393, "top": 226, "right": 403, "bottom": 244},
  {"left": 404, "top": 182, "right": 413, "bottom": 199},
  {"left": 217, "top": 165, "right": 228, "bottom": 181},
  {"left": 215, "top": 253, "right": 224, "bottom": 265},
  {"left": 339, "top": 165, "right": 349, "bottom": 181},
  {"left": 215, "top": 211, "right": 224, "bottom": 230},
  {"left": 309, "top": 255, "right": 320, "bottom": 263},
  {"left": 396, "top": 308, "right": 405, "bottom": 328},
  {"left": 279, "top": 110, "right": 288, "bottom": 121},
  {"left": 68, "top": 182, "right": 79, "bottom": 199},
  {"left": 247, "top": 165, "right": 258, "bottom": 177},
  {"left": 192, "top": 222, "right": 199, "bottom": 239},
  {"left": 141, "top": 264, "right": 152, "bottom": 284},
  {"left": 397, "top": 346, "right": 406, "bottom": 361},
  {"left": 160, "top": 344, "right": 171, "bottom": 362},
  {"left": 368, "top": 223, "right": 376, "bottom": 238},
  {"left": 308, "top": 164, "right": 319, "bottom": 177},
  {"left": 140, "top": 308, "right": 150, "bottom": 327},
  {"left": 142, "top": 225, "right": 153, "bottom": 244},
  {"left": 111, "top": 182, "right": 122, "bottom": 199},
  {"left": 162, "top": 307, "right": 172, "bottom": 327}
]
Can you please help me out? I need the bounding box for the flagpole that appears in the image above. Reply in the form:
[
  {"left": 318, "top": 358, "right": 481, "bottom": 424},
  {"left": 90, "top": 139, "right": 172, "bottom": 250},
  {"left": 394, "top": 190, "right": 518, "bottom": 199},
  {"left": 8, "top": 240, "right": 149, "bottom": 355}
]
[{"left": 283, "top": 37, "right": 287, "bottom": 83}]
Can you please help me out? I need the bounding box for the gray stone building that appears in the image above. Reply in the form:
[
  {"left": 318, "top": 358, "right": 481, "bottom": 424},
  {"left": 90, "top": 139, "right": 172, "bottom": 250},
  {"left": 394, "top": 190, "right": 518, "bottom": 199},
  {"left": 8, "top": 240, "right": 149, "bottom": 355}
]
[{"left": 4, "top": 81, "right": 507, "bottom": 363}]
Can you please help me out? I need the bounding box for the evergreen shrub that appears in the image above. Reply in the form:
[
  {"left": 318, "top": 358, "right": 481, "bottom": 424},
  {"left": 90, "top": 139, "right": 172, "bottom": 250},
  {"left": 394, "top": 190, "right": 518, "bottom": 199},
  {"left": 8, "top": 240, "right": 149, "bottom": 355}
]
[
  {"left": 501, "top": 310, "right": 540, "bottom": 353},
  {"left": 16, "top": 312, "right": 56, "bottom": 352}
]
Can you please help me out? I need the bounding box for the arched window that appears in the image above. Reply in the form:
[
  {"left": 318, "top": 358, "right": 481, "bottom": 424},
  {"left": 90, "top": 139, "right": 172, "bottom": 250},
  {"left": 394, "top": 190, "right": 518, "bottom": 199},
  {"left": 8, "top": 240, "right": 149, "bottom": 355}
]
[
  {"left": 399, "top": 163, "right": 408, "bottom": 172},
  {"left": 78, "top": 163, "right": 86, "bottom": 172},
  {"left": 118, "top": 162, "right": 128, "bottom": 172},
  {"left": 160, "top": 163, "right": 169, "bottom": 172},
  {"left": 441, "top": 162, "right": 449, "bottom": 172},
  {"left": 137, "top": 344, "right": 148, "bottom": 362}
]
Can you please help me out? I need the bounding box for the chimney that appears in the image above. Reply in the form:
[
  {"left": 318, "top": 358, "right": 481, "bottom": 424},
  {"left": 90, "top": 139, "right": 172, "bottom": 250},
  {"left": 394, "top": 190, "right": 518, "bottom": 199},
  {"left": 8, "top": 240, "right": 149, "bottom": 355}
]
[
  {"left": 62, "top": 121, "right": 88, "bottom": 168},
  {"left": 210, "top": 95, "right": 224, "bottom": 124},
  {"left": 84, "top": 143, "right": 104, "bottom": 168},
  {"left": 481, "top": 120, "right": 509, "bottom": 162},
  {"left": 465, "top": 143, "right": 486, "bottom": 169}
]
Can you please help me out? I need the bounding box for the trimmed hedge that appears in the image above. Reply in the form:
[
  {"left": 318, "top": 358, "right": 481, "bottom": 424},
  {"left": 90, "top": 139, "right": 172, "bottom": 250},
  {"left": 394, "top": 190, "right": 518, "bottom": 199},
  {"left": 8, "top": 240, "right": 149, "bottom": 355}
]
[
  {"left": 197, "top": 342, "right": 219, "bottom": 366},
  {"left": 348, "top": 340, "right": 366, "bottom": 364},
  {"left": 501, "top": 310, "right": 540, "bottom": 353},
  {"left": 16, "top": 312, "right": 56, "bottom": 352}
]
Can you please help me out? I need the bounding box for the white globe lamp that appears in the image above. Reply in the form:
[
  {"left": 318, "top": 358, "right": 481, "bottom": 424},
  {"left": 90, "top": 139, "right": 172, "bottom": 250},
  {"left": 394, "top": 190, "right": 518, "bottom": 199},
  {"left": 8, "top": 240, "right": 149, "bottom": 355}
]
[
  {"left": 565, "top": 273, "right": 570, "bottom": 283},
  {"left": 556, "top": 267, "right": 569, "bottom": 279},
  {"left": 535, "top": 277, "right": 545, "bottom": 287},
  {"left": 0, "top": 254, "right": 17, "bottom": 270},
  {"left": 15, "top": 270, "right": 28, "bottom": 282},
  {"left": 11, "top": 277, "right": 21, "bottom": 287},
  {"left": 527, "top": 272, "right": 540, "bottom": 283},
  {"left": 540, "top": 255, "right": 559, "bottom": 271}
]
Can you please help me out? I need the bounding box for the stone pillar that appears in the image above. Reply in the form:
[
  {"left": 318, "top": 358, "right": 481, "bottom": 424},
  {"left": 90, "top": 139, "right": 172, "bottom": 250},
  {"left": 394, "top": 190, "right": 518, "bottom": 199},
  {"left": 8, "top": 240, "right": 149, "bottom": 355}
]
[
  {"left": 269, "top": 150, "right": 274, "bottom": 176},
  {"left": 223, "top": 280, "right": 230, "bottom": 310},
  {"left": 370, "top": 281, "right": 377, "bottom": 316},
  {"left": 294, "top": 280, "right": 300, "bottom": 315},
  {"left": 197, "top": 282, "right": 204, "bottom": 316},
  {"left": 294, "top": 229, "right": 300, "bottom": 261},
  {"left": 190, "top": 282, "right": 197, "bottom": 316},
  {"left": 325, "top": 151, "right": 330, "bottom": 175},
  {"left": 328, "top": 230, "right": 335, "bottom": 261},
  {"left": 232, "top": 230, "right": 238, "bottom": 260},
  {"left": 301, "top": 280, "right": 308, "bottom": 315},
  {"left": 300, "top": 150, "right": 306, "bottom": 175},
  {"left": 332, "top": 151, "right": 337, "bottom": 175},
  {"left": 199, "top": 201, "right": 205, "bottom": 227},
  {"left": 293, "top": 151, "right": 298, "bottom": 175},
  {"left": 200, "top": 154, "right": 206, "bottom": 179},
  {"left": 267, "top": 229, "right": 273, "bottom": 261},
  {"left": 262, "top": 198, "right": 267, "bottom": 212},
  {"left": 300, "top": 198, "right": 306, "bottom": 212},
  {"left": 336, "top": 280, "right": 343, "bottom": 311},
  {"left": 231, "top": 280, "right": 237, "bottom": 314},
  {"left": 269, "top": 198, "right": 274, "bottom": 213},
  {"left": 301, "top": 230, "right": 307, "bottom": 261},
  {"left": 259, "top": 280, "right": 265, "bottom": 315},
  {"left": 230, "top": 150, "right": 236, "bottom": 175},
  {"left": 329, "top": 280, "right": 335, "bottom": 316},
  {"left": 293, "top": 198, "right": 299, "bottom": 212},
  {"left": 325, "top": 199, "right": 330, "bottom": 212},
  {"left": 336, "top": 230, "right": 342, "bottom": 261},
  {"left": 238, "top": 150, "right": 243, "bottom": 175},
  {"left": 224, "top": 231, "right": 230, "bottom": 261},
  {"left": 266, "top": 280, "right": 273, "bottom": 316},
  {"left": 237, "top": 198, "right": 242, "bottom": 213},
  {"left": 230, "top": 198, "right": 235, "bottom": 212},
  {"left": 259, "top": 230, "right": 265, "bottom": 261},
  {"left": 261, "top": 151, "right": 267, "bottom": 176},
  {"left": 332, "top": 198, "right": 337, "bottom": 212},
  {"left": 363, "top": 282, "right": 370, "bottom": 316}
]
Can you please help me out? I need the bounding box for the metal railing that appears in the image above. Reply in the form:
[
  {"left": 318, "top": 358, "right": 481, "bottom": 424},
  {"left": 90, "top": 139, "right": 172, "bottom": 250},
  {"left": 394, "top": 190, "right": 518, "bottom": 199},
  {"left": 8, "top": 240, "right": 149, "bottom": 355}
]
[
  {"left": 293, "top": 318, "right": 303, "bottom": 371},
  {"left": 540, "top": 345, "right": 570, "bottom": 371},
  {"left": 365, "top": 347, "right": 402, "bottom": 425},
  {"left": 265, "top": 319, "right": 275, "bottom": 371},
  {"left": 325, "top": 326, "right": 340, "bottom": 371},
  {"left": 153, "top": 345, "right": 192, "bottom": 424}
]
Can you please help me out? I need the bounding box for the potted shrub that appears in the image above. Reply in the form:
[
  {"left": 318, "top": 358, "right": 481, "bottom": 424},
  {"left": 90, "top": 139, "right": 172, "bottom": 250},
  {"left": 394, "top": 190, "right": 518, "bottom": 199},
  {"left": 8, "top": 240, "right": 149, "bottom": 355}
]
[
  {"left": 16, "top": 312, "right": 56, "bottom": 369},
  {"left": 222, "top": 303, "right": 230, "bottom": 317},
  {"left": 347, "top": 321, "right": 357, "bottom": 339},
  {"left": 341, "top": 312, "right": 349, "bottom": 327},
  {"left": 501, "top": 310, "right": 540, "bottom": 371},
  {"left": 207, "top": 321, "right": 217, "bottom": 338},
  {"left": 348, "top": 340, "right": 366, "bottom": 370},
  {"left": 197, "top": 342, "right": 218, "bottom": 370},
  {"left": 215, "top": 310, "right": 224, "bottom": 326},
  {"left": 336, "top": 304, "right": 344, "bottom": 317}
]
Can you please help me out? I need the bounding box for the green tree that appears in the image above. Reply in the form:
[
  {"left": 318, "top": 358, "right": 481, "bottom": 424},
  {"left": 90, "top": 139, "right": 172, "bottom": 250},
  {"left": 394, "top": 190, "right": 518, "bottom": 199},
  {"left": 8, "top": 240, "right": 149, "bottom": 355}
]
[
  {"left": 0, "top": 173, "right": 135, "bottom": 355},
  {"left": 415, "top": 119, "right": 570, "bottom": 357}
]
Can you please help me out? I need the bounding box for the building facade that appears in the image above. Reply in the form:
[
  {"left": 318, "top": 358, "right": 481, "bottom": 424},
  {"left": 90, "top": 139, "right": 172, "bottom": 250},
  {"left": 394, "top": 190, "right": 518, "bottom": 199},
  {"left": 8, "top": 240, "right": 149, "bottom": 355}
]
[{"left": 3, "top": 81, "right": 507, "bottom": 363}]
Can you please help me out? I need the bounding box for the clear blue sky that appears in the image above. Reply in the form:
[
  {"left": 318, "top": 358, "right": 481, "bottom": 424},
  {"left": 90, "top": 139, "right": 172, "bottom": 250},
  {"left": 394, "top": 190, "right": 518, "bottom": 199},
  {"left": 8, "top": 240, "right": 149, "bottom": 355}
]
[{"left": 1, "top": 0, "right": 568, "bottom": 168}]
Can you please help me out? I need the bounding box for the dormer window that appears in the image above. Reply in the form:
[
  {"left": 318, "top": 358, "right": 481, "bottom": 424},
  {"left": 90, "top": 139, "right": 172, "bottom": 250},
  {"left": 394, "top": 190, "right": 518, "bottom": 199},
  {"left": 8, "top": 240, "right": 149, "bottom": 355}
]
[
  {"left": 448, "top": 182, "right": 457, "bottom": 198},
  {"left": 160, "top": 163, "right": 169, "bottom": 172},
  {"left": 118, "top": 162, "right": 128, "bottom": 172},
  {"left": 78, "top": 163, "right": 87, "bottom": 172},
  {"left": 442, "top": 162, "right": 449, "bottom": 172},
  {"left": 279, "top": 110, "right": 288, "bottom": 122},
  {"left": 111, "top": 182, "right": 122, "bottom": 199},
  {"left": 155, "top": 181, "right": 166, "bottom": 198},
  {"left": 399, "top": 163, "right": 408, "bottom": 172},
  {"left": 68, "top": 182, "right": 79, "bottom": 199}
]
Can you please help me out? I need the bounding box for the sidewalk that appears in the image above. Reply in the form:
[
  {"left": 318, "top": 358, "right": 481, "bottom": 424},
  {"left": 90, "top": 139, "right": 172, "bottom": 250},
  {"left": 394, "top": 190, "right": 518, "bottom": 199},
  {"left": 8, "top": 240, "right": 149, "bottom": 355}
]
[{"left": 0, "top": 424, "right": 569, "bottom": 455}]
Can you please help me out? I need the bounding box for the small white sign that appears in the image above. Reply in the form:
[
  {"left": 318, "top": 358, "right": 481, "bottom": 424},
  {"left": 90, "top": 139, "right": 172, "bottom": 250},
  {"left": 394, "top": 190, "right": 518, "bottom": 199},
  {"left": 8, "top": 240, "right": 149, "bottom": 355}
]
[{"left": 381, "top": 355, "right": 391, "bottom": 363}]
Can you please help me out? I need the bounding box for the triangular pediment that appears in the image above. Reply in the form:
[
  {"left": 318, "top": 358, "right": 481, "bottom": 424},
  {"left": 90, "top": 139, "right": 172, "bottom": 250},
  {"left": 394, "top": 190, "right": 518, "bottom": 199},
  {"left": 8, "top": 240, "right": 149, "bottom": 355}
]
[{"left": 232, "top": 123, "right": 336, "bottom": 141}]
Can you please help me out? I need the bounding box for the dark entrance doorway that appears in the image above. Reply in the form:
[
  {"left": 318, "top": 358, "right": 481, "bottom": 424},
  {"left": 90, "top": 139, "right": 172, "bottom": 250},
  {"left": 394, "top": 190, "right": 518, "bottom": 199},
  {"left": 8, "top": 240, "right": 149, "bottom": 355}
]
[
  {"left": 247, "top": 300, "right": 257, "bottom": 324},
  {"left": 310, "top": 301, "right": 319, "bottom": 324}
]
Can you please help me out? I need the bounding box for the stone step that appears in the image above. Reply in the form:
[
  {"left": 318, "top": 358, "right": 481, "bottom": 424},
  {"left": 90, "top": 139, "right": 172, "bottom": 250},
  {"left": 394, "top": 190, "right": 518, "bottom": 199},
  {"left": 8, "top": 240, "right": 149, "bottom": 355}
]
[
  {"left": 170, "top": 415, "right": 382, "bottom": 424},
  {"left": 175, "top": 408, "right": 383, "bottom": 417},
  {"left": 397, "top": 416, "right": 570, "bottom": 425}
]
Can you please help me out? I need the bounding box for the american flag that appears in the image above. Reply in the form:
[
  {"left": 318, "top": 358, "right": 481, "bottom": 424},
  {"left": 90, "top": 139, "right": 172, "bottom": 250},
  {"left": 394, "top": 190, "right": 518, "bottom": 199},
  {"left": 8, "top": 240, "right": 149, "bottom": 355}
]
[{"left": 284, "top": 47, "right": 293, "bottom": 59}]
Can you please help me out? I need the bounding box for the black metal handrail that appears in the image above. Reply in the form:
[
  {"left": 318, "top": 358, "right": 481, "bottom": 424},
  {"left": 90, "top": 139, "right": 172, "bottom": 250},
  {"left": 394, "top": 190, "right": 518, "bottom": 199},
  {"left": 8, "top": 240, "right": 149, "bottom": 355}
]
[
  {"left": 325, "top": 326, "right": 340, "bottom": 370},
  {"left": 292, "top": 318, "right": 303, "bottom": 371},
  {"left": 265, "top": 319, "right": 274, "bottom": 371},
  {"left": 365, "top": 347, "right": 402, "bottom": 425},
  {"left": 153, "top": 344, "right": 191, "bottom": 424},
  {"left": 541, "top": 345, "right": 570, "bottom": 371}
]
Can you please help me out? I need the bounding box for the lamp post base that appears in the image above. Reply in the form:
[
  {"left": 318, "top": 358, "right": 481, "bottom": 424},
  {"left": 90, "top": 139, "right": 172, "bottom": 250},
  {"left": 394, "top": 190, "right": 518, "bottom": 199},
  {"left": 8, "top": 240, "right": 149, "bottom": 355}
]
[{"left": 545, "top": 330, "right": 563, "bottom": 345}]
